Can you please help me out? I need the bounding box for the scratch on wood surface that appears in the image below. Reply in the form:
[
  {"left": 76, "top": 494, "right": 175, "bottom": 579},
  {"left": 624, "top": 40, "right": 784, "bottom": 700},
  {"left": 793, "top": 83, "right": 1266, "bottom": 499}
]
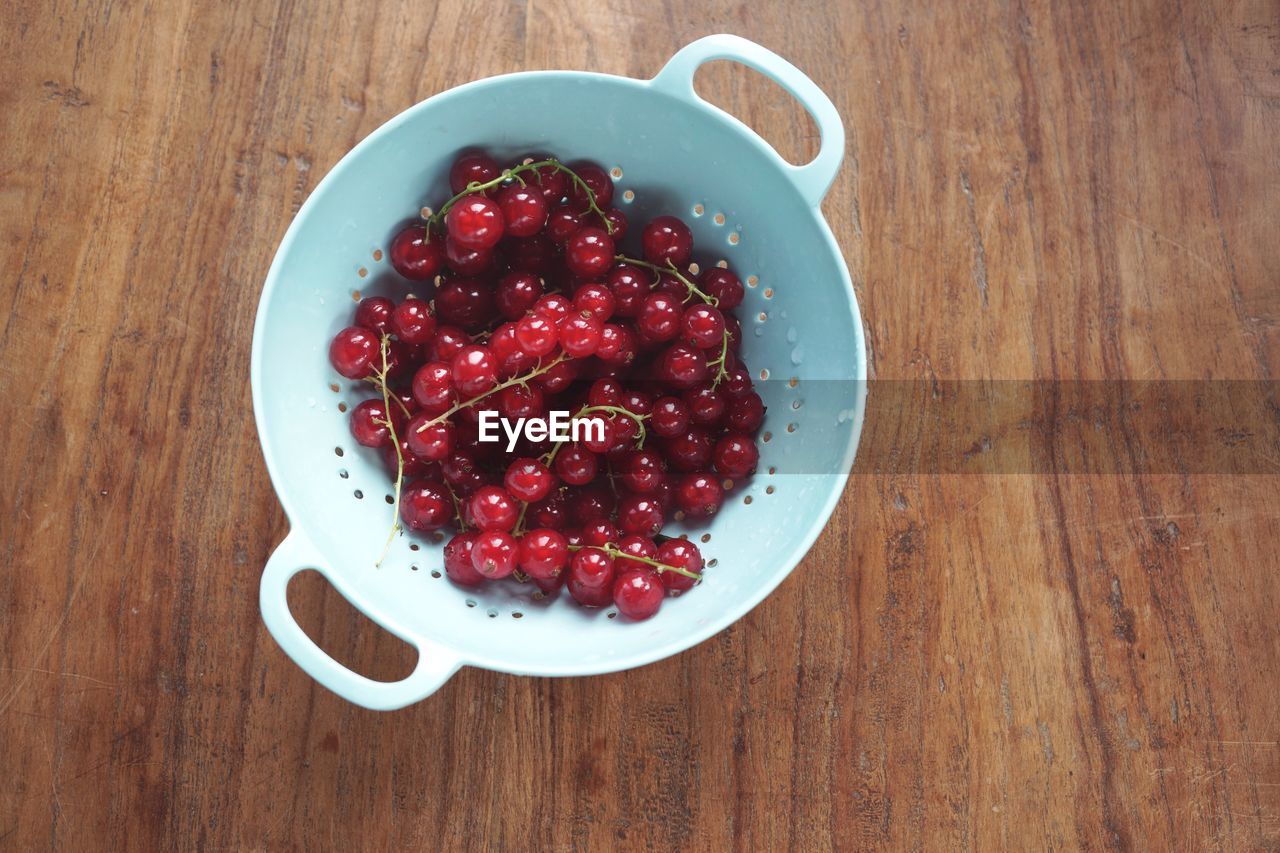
[
  {"left": 1118, "top": 214, "right": 1219, "bottom": 274},
  {"left": 959, "top": 169, "right": 990, "bottom": 306}
]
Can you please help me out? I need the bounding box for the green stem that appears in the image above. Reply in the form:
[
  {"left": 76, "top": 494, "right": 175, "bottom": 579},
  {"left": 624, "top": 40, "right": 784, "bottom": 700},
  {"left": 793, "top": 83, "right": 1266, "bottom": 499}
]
[
  {"left": 414, "top": 353, "right": 569, "bottom": 435},
  {"left": 615, "top": 255, "right": 719, "bottom": 306},
  {"left": 374, "top": 335, "right": 404, "bottom": 567},
  {"left": 540, "top": 404, "right": 649, "bottom": 465},
  {"left": 427, "top": 159, "right": 614, "bottom": 235},
  {"left": 567, "top": 542, "right": 702, "bottom": 580}
]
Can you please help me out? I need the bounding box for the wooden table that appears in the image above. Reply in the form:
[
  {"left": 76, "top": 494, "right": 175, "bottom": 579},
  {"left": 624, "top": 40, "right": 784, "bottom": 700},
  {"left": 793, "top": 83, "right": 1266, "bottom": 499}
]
[{"left": 3, "top": 0, "right": 1277, "bottom": 848}]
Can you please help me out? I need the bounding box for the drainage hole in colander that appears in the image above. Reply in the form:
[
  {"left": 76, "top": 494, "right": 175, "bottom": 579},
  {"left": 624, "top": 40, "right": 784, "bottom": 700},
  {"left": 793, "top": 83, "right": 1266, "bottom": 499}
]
[
  {"left": 688, "top": 262, "right": 700, "bottom": 275},
  {"left": 716, "top": 259, "right": 728, "bottom": 268},
  {"left": 358, "top": 267, "right": 368, "bottom": 278},
  {"left": 486, "top": 608, "right": 498, "bottom": 618},
  {"left": 338, "top": 468, "right": 348, "bottom": 479},
  {"left": 787, "top": 423, "right": 797, "bottom": 433},
  {"left": 700, "top": 533, "right": 711, "bottom": 543},
  {"left": 607, "top": 611, "right": 617, "bottom": 619},
  {"left": 610, "top": 166, "right": 623, "bottom": 179},
  {"left": 384, "top": 494, "right": 394, "bottom": 505},
  {"left": 351, "top": 289, "right": 361, "bottom": 301},
  {"left": 420, "top": 206, "right": 433, "bottom": 218},
  {"left": 465, "top": 599, "right": 476, "bottom": 607},
  {"left": 409, "top": 542, "right": 419, "bottom": 551},
  {"left": 353, "top": 489, "right": 363, "bottom": 499},
  {"left": 430, "top": 569, "right": 441, "bottom": 578},
  {"left": 768, "top": 466, "right": 777, "bottom": 475},
  {"left": 791, "top": 399, "right": 803, "bottom": 410},
  {"left": 728, "top": 231, "right": 740, "bottom": 245},
  {"left": 763, "top": 431, "right": 773, "bottom": 442},
  {"left": 337, "top": 402, "right": 347, "bottom": 413},
  {"left": 410, "top": 564, "right": 418, "bottom": 571},
  {"left": 692, "top": 203, "right": 705, "bottom": 217},
  {"left": 763, "top": 288, "right": 774, "bottom": 299},
  {"left": 759, "top": 368, "right": 770, "bottom": 380},
  {"left": 372, "top": 248, "right": 383, "bottom": 262},
  {"left": 744, "top": 495, "right": 753, "bottom": 505},
  {"left": 713, "top": 213, "right": 725, "bottom": 226},
  {"left": 334, "top": 446, "right": 344, "bottom": 457},
  {"left": 757, "top": 311, "right": 767, "bottom": 323},
  {"left": 328, "top": 382, "right": 340, "bottom": 393},
  {"left": 747, "top": 275, "right": 759, "bottom": 287},
  {"left": 708, "top": 558, "right": 719, "bottom": 568},
  {"left": 512, "top": 611, "right": 523, "bottom": 619},
  {"left": 766, "top": 485, "right": 776, "bottom": 495},
  {"left": 622, "top": 189, "right": 635, "bottom": 203},
  {"left": 788, "top": 377, "right": 798, "bottom": 388}
]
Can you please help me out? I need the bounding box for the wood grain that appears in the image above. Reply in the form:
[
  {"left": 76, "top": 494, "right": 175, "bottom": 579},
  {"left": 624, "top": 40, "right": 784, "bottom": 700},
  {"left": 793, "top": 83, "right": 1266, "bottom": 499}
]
[{"left": 2, "top": 0, "right": 1278, "bottom": 849}]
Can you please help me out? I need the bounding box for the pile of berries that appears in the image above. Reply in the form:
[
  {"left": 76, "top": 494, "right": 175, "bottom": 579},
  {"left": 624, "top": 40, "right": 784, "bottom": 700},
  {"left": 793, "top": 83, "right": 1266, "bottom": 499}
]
[{"left": 327, "top": 151, "right": 764, "bottom": 620}]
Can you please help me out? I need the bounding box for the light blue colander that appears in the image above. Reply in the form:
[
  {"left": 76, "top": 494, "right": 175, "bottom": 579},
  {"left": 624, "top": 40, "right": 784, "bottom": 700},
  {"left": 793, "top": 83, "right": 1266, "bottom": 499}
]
[{"left": 252, "top": 35, "right": 867, "bottom": 709}]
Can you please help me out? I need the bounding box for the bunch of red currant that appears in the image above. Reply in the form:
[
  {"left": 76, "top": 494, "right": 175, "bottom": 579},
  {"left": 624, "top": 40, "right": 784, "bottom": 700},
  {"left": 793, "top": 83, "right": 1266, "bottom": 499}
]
[{"left": 327, "top": 151, "right": 764, "bottom": 620}]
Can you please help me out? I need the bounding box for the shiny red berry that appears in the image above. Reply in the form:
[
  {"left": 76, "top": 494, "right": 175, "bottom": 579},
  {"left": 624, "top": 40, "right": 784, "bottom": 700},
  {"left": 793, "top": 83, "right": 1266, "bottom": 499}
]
[
  {"left": 700, "top": 268, "right": 744, "bottom": 310},
  {"left": 655, "top": 539, "right": 703, "bottom": 592},
  {"left": 449, "top": 152, "right": 500, "bottom": 194},
  {"left": 444, "top": 532, "right": 486, "bottom": 586},
  {"left": 411, "top": 361, "right": 454, "bottom": 413},
  {"left": 451, "top": 345, "right": 498, "bottom": 396},
  {"left": 642, "top": 215, "right": 693, "bottom": 267},
  {"left": 570, "top": 547, "right": 614, "bottom": 589},
  {"left": 389, "top": 224, "right": 445, "bottom": 281},
  {"left": 517, "top": 528, "right": 569, "bottom": 580},
  {"left": 713, "top": 433, "right": 759, "bottom": 479},
  {"left": 349, "top": 399, "right": 392, "bottom": 447},
  {"left": 567, "top": 162, "right": 614, "bottom": 211},
  {"left": 354, "top": 296, "right": 395, "bottom": 334},
  {"left": 329, "top": 326, "right": 379, "bottom": 379},
  {"left": 391, "top": 298, "right": 436, "bottom": 345},
  {"left": 471, "top": 531, "right": 518, "bottom": 578},
  {"left": 467, "top": 485, "right": 519, "bottom": 532},
  {"left": 565, "top": 226, "right": 615, "bottom": 277},
  {"left": 495, "top": 184, "right": 548, "bottom": 238},
  {"left": 676, "top": 472, "right": 724, "bottom": 518},
  {"left": 400, "top": 479, "right": 451, "bottom": 532},
  {"left": 504, "top": 457, "right": 556, "bottom": 503},
  {"left": 613, "top": 569, "right": 664, "bottom": 619}
]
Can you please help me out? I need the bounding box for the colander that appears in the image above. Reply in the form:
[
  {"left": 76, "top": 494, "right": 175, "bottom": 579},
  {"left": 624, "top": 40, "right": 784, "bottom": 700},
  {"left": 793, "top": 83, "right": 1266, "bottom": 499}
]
[{"left": 252, "top": 34, "right": 868, "bottom": 710}]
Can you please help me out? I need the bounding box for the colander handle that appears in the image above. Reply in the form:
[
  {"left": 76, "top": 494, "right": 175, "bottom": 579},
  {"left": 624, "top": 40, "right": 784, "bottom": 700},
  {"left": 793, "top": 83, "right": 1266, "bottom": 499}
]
[
  {"left": 259, "top": 531, "right": 462, "bottom": 710},
  {"left": 650, "top": 34, "right": 846, "bottom": 208}
]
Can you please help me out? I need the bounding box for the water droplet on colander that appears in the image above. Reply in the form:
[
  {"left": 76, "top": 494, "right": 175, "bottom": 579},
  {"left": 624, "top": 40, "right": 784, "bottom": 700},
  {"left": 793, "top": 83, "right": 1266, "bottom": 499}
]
[
  {"left": 753, "top": 326, "right": 764, "bottom": 337},
  {"left": 786, "top": 327, "right": 798, "bottom": 344},
  {"left": 790, "top": 345, "right": 805, "bottom": 365},
  {"left": 306, "top": 397, "right": 316, "bottom": 407}
]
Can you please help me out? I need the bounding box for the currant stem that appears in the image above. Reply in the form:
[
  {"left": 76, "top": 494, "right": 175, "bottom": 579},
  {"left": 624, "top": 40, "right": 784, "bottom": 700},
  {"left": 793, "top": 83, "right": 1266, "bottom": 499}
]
[
  {"left": 414, "top": 353, "right": 570, "bottom": 435},
  {"left": 375, "top": 335, "right": 404, "bottom": 567},
  {"left": 365, "top": 375, "right": 413, "bottom": 419},
  {"left": 427, "top": 159, "right": 614, "bottom": 235},
  {"left": 540, "top": 404, "right": 649, "bottom": 465},
  {"left": 615, "top": 255, "right": 720, "bottom": 306},
  {"left": 566, "top": 542, "right": 702, "bottom": 580}
]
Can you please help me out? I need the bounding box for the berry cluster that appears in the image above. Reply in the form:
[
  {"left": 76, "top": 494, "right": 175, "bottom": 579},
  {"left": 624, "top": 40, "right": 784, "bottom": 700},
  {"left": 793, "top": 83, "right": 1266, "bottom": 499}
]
[{"left": 328, "top": 152, "right": 764, "bottom": 620}]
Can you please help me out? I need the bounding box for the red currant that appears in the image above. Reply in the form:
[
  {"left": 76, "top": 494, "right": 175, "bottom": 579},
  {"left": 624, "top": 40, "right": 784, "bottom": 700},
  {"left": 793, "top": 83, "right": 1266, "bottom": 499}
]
[
  {"left": 504, "top": 457, "right": 556, "bottom": 502},
  {"left": 570, "top": 547, "right": 614, "bottom": 588},
  {"left": 449, "top": 151, "right": 500, "bottom": 194},
  {"left": 467, "top": 485, "right": 519, "bottom": 532},
  {"left": 700, "top": 268, "right": 744, "bottom": 310},
  {"left": 451, "top": 345, "right": 498, "bottom": 396},
  {"left": 681, "top": 304, "right": 725, "bottom": 349},
  {"left": 517, "top": 528, "right": 569, "bottom": 580},
  {"left": 444, "top": 235, "right": 494, "bottom": 276},
  {"left": 495, "top": 271, "right": 544, "bottom": 320},
  {"left": 430, "top": 325, "right": 470, "bottom": 362},
  {"left": 614, "top": 535, "right": 658, "bottom": 573},
  {"left": 637, "top": 293, "right": 682, "bottom": 342},
  {"left": 329, "top": 326, "right": 380, "bottom": 379},
  {"left": 411, "top": 361, "right": 454, "bottom": 413},
  {"left": 390, "top": 298, "right": 436, "bottom": 344},
  {"left": 655, "top": 539, "right": 702, "bottom": 592},
  {"left": 676, "top": 472, "right": 724, "bottom": 518},
  {"left": 515, "top": 314, "right": 560, "bottom": 358},
  {"left": 350, "top": 399, "right": 392, "bottom": 447},
  {"left": 435, "top": 277, "right": 495, "bottom": 330},
  {"left": 405, "top": 416, "right": 453, "bottom": 461},
  {"left": 616, "top": 493, "right": 664, "bottom": 536},
  {"left": 664, "top": 426, "right": 713, "bottom": 472},
  {"left": 446, "top": 195, "right": 505, "bottom": 250},
  {"left": 471, "top": 530, "right": 518, "bottom": 579},
  {"left": 572, "top": 283, "right": 615, "bottom": 321},
  {"left": 618, "top": 450, "right": 666, "bottom": 493},
  {"left": 713, "top": 433, "right": 759, "bottom": 479},
  {"left": 354, "top": 296, "right": 395, "bottom": 334},
  {"left": 444, "top": 532, "right": 485, "bottom": 586},
  {"left": 554, "top": 444, "right": 598, "bottom": 486},
  {"left": 400, "top": 479, "right": 451, "bottom": 532},
  {"left": 389, "top": 224, "right": 445, "bottom": 281},
  {"left": 565, "top": 226, "right": 615, "bottom": 277},
  {"left": 558, "top": 313, "right": 603, "bottom": 357},
  {"left": 495, "top": 184, "right": 548, "bottom": 238},
  {"left": 567, "top": 162, "right": 614, "bottom": 211},
  {"left": 613, "top": 569, "right": 664, "bottom": 619},
  {"left": 724, "top": 391, "right": 765, "bottom": 433},
  {"left": 642, "top": 215, "right": 693, "bottom": 267}
]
